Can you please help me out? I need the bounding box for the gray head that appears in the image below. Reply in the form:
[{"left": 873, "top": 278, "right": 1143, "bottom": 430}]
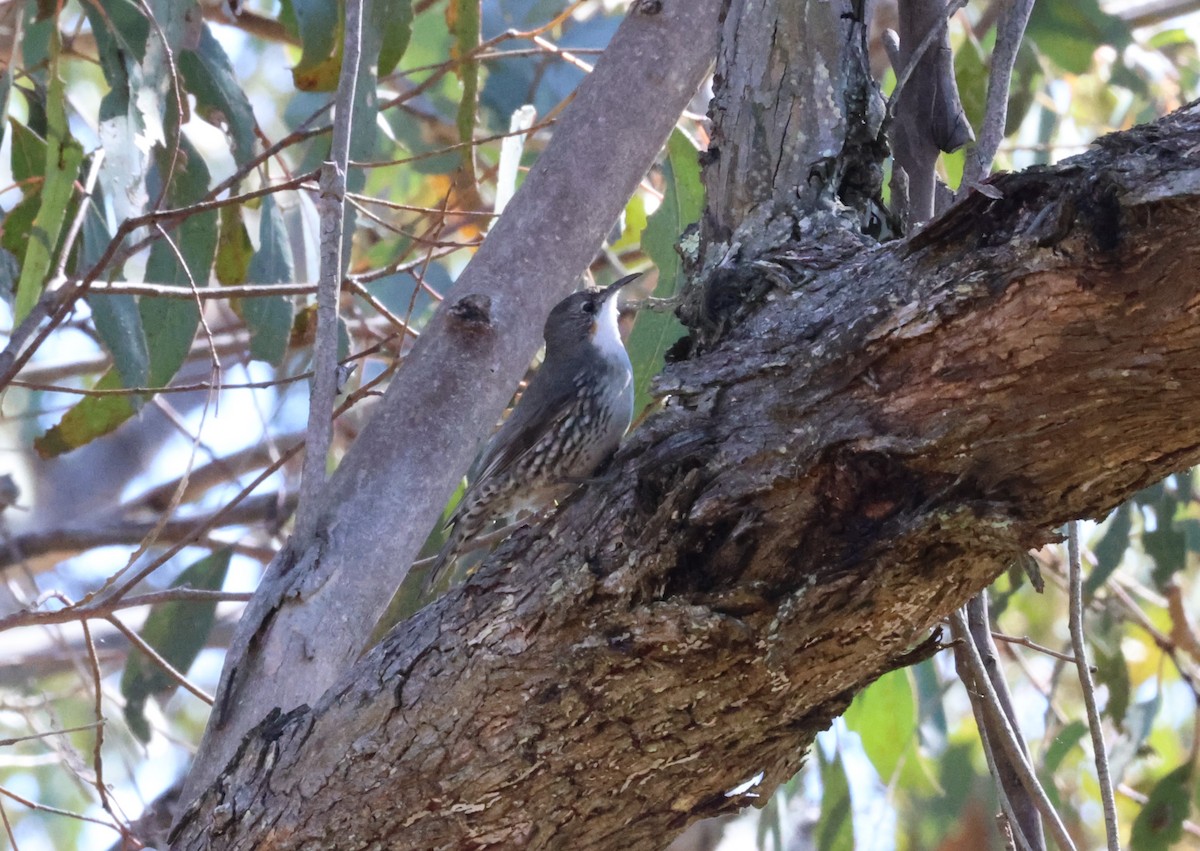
[{"left": 543, "top": 274, "right": 640, "bottom": 358}]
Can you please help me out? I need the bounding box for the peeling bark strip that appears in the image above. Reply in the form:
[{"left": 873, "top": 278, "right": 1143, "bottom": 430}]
[{"left": 172, "top": 108, "right": 1200, "bottom": 851}]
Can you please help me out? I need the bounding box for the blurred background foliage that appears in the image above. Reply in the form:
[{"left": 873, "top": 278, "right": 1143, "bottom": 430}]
[{"left": 0, "top": 0, "right": 1198, "bottom": 848}]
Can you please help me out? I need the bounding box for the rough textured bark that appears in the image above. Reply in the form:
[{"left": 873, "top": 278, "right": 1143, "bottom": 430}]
[
  {"left": 702, "top": 0, "right": 887, "bottom": 248},
  {"left": 890, "top": 0, "right": 973, "bottom": 221},
  {"left": 170, "top": 107, "right": 1200, "bottom": 851}
]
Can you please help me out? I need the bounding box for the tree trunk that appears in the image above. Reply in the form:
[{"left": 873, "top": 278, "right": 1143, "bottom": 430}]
[
  {"left": 179, "top": 0, "right": 723, "bottom": 806},
  {"left": 170, "top": 106, "right": 1200, "bottom": 850}
]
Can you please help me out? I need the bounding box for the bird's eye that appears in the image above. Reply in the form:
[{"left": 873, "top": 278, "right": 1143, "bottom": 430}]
[{"left": 581, "top": 300, "right": 596, "bottom": 315}]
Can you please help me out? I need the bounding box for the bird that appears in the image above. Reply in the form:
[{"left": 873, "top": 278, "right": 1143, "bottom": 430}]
[{"left": 424, "top": 274, "right": 640, "bottom": 592}]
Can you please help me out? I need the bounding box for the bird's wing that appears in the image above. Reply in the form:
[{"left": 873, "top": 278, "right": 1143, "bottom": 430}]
[{"left": 446, "top": 364, "right": 579, "bottom": 524}]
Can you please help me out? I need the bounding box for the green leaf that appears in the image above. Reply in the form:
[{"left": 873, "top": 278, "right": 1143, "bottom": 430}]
[
  {"left": 290, "top": 0, "right": 344, "bottom": 91},
  {"left": 1005, "top": 41, "right": 1043, "bottom": 137},
  {"left": 1091, "top": 612, "right": 1130, "bottom": 726},
  {"left": 1087, "top": 502, "right": 1132, "bottom": 597},
  {"left": 120, "top": 549, "right": 232, "bottom": 742},
  {"left": 450, "top": 0, "right": 481, "bottom": 183},
  {"left": 15, "top": 24, "right": 84, "bottom": 322},
  {"left": 1130, "top": 763, "right": 1194, "bottom": 851},
  {"left": 83, "top": 0, "right": 153, "bottom": 228},
  {"left": 0, "top": 189, "right": 40, "bottom": 262},
  {"left": 629, "top": 129, "right": 704, "bottom": 414},
  {"left": 816, "top": 746, "right": 855, "bottom": 851},
  {"left": 610, "top": 193, "right": 649, "bottom": 252},
  {"left": 1145, "top": 523, "right": 1186, "bottom": 588},
  {"left": 82, "top": 192, "right": 150, "bottom": 393},
  {"left": 0, "top": 249, "right": 20, "bottom": 308},
  {"left": 1027, "top": 0, "right": 1131, "bottom": 75},
  {"left": 215, "top": 204, "right": 254, "bottom": 286},
  {"left": 88, "top": 293, "right": 152, "bottom": 392},
  {"left": 8, "top": 118, "right": 46, "bottom": 184},
  {"left": 953, "top": 34, "right": 987, "bottom": 138},
  {"left": 240, "top": 194, "right": 297, "bottom": 365},
  {"left": 178, "top": 25, "right": 258, "bottom": 166},
  {"left": 19, "top": 9, "right": 54, "bottom": 90},
  {"left": 342, "top": 0, "right": 388, "bottom": 264},
  {"left": 1039, "top": 720, "right": 1087, "bottom": 809},
  {"left": 377, "top": 0, "right": 414, "bottom": 76},
  {"left": 844, "top": 669, "right": 916, "bottom": 783},
  {"left": 913, "top": 656, "right": 948, "bottom": 750},
  {"left": 1042, "top": 720, "right": 1087, "bottom": 774},
  {"left": 1176, "top": 499, "right": 1200, "bottom": 559},
  {"left": 34, "top": 370, "right": 137, "bottom": 457},
  {"left": 1110, "top": 695, "right": 1161, "bottom": 785},
  {"left": 141, "top": 136, "right": 217, "bottom": 387},
  {"left": 0, "top": 37, "right": 11, "bottom": 151}
]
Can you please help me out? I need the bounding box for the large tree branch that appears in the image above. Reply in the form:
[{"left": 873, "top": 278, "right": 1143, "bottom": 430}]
[
  {"left": 702, "top": 0, "right": 886, "bottom": 248},
  {"left": 171, "top": 107, "right": 1200, "bottom": 850},
  {"left": 180, "top": 0, "right": 723, "bottom": 806}
]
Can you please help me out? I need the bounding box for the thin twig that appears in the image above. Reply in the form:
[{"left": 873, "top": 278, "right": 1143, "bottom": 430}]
[
  {"left": 136, "top": 0, "right": 186, "bottom": 213},
  {"left": 0, "top": 784, "right": 122, "bottom": 832},
  {"left": 356, "top": 119, "right": 556, "bottom": 170},
  {"left": 101, "top": 365, "right": 390, "bottom": 604},
  {"left": 0, "top": 722, "right": 103, "bottom": 747},
  {"left": 962, "top": 0, "right": 1036, "bottom": 188},
  {"left": 9, "top": 373, "right": 307, "bottom": 396},
  {"left": 344, "top": 279, "right": 417, "bottom": 338},
  {"left": 104, "top": 615, "right": 214, "bottom": 705},
  {"left": 887, "top": 0, "right": 970, "bottom": 115},
  {"left": 991, "top": 631, "right": 1091, "bottom": 667},
  {"left": 956, "top": 598, "right": 1045, "bottom": 851},
  {"left": 344, "top": 191, "right": 497, "bottom": 217},
  {"left": 153, "top": 223, "right": 221, "bottom": 374},
  {"left": 529, "top": 33, "right": 595, "bottom": 74},
  {"left": 76, "top": 389, "right": 216, "bottom": 606},
  {"left": 50, "top": 150, "right": 105, "bottom": 287},
  {"left": 86, "top": 280, "right": 320, "bottom": 299},
  {"left": 295, "top": 0, "right": 363, "bottom": 541},
  {"left": 346, "top": 195, "right": 483, "bottom": 248},
  {"left": 1067, "top": 522, "right": 1120, "bottom": 850},
  {"left": 951, "top": 609, "right": 1078, "bottom": 851},
  {"left": 0, "top": 781, "right": 16, "bottom": 849},
  {"left": 0, "top": 589, "right": 252, "bottom": 632},
  {"left": 79, "top": 620, "right": 124, "bottom": 837}
]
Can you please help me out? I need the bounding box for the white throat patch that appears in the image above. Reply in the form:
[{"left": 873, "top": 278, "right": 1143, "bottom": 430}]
[{"left": 591, "top": 293, "right": 628, "bottom": 363}]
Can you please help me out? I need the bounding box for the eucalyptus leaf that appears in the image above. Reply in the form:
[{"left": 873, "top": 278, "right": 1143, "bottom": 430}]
[
  {"left": 629, "top": 129, "right": 704, "bottom": 415},
  {"left": 121, "top": 549, "right": 232, "bottom": 742},
  {"left": 816, "top": 746, "right": 854, "bottom": 851},
  {"left": 241, "top": 194, "right": 298, "bottom": 365}
]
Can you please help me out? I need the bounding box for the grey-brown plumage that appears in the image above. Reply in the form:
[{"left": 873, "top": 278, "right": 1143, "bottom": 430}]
[{"left": 424, "top": 275, "right": 639, "bottom": 591}]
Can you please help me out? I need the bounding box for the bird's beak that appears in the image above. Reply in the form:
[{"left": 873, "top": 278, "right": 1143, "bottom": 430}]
[{"left": 601, "top": 273, "right": 642, "bottom": 303}]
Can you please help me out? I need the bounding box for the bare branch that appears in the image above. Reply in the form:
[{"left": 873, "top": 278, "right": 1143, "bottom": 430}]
[
  {"left": 104, "top": 614, "right": 214, "bottom": 705},
  {"left": 1067, "top": 524, "right": 1120, "bottom": 850},
  {"left": 952, "top": 608, "right": 1075, "bottom": 851},
  {"left": 889, "top": 0, "right": 973, "bottom": 223},
  {"left": 295, "top": 0, "right": 364, "bottom": 542},
  {"left": 0, "top": 493, "right": 290, "bottom": 579},
  {"left": 991, "top": 631, "right": 1090, "bottom": 667},
  {"left": 961, "top": 0, "right": 1036, "bottom": 189},
  {"left": 87, "top": 281, "right": 318, "bottom": 299},
  {"left": 955, "top": 595, "right": 1046, "bottom": 851}
]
